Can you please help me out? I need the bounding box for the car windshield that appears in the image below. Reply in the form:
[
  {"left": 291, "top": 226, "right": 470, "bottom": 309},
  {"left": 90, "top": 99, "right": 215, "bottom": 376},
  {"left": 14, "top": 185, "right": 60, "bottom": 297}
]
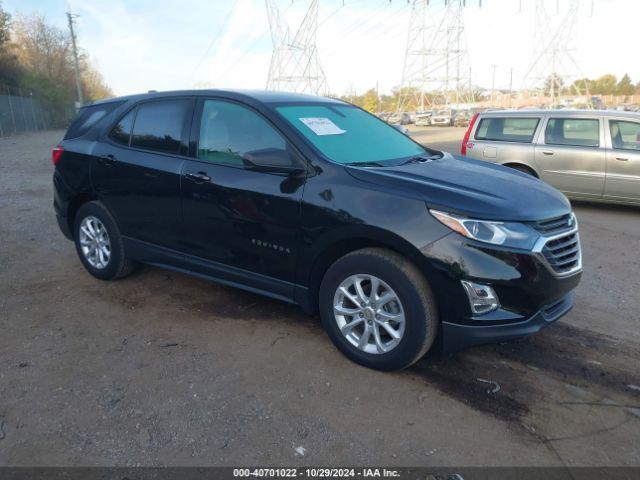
[{"left": 275, "top": 104, "right": 426, "bottom": 165}]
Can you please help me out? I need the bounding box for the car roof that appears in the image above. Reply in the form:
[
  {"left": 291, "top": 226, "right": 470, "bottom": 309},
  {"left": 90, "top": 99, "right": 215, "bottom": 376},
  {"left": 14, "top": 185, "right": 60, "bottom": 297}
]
[
  {"left": 86, "top": 89, "right": 346, "bottom": 107},
  {"left": 478, "top": 109, "right": 640, "bottom": 119}
]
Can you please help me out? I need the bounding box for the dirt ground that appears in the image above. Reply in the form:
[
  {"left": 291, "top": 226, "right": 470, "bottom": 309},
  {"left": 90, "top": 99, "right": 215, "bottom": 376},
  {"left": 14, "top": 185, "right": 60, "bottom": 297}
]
[{"left": 0, "top": 128, "right": 638, "bottom": 467}]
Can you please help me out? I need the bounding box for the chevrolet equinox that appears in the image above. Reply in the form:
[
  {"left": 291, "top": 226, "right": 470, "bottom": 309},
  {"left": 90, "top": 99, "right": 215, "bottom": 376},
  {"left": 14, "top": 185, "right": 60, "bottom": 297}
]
[{"left": 53, "top": 90, "right": 582, "bottom": 371}]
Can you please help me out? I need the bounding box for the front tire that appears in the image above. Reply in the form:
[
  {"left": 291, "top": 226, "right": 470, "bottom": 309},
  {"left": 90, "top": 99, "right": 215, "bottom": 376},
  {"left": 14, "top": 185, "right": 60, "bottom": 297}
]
[
  {"left": 319, "top": 248, "right": 438, "bottom": 371},
  {"left": 73, "top": 201, "right": 134, "bottom": 280}
]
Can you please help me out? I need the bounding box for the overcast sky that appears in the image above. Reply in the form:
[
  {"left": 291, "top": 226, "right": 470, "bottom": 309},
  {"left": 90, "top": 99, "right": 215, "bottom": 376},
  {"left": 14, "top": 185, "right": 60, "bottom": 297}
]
[{"left": 4, "top": 0, "right": 638, "bottom": 97}]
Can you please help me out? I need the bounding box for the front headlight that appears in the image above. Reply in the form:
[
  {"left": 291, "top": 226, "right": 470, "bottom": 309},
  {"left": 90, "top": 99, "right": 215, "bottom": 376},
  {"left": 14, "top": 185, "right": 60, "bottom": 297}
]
[{"left": 430, "top": 209, "right": 539, "bottom": 250}]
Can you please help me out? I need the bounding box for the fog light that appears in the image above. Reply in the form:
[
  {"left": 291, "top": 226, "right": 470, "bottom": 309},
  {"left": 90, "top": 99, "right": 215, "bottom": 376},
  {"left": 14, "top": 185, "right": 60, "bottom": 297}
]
[{"left": 461, "top": 281, "right": 499, "bottom": 315}]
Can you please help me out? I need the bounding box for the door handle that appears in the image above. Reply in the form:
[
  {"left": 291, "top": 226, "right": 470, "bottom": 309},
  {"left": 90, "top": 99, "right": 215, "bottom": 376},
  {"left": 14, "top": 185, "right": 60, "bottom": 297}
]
[
  {"left": 99, "top": 154, "right": 117, "bottom": 165},
  {"left": 541, "top": 150, "right": 554, "bottom": 156},
  {"left": 615, "top": 156, "right": 629, "bottom": 161},
  {"left": 185, "top": 171, "right": 211, "bottom": 183}
]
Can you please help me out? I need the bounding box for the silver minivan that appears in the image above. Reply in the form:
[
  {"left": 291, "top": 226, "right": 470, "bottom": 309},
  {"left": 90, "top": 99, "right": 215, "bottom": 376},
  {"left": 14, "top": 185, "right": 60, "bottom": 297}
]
[{"left": 461, "top": 110, "right": 640, "bottom": 206}]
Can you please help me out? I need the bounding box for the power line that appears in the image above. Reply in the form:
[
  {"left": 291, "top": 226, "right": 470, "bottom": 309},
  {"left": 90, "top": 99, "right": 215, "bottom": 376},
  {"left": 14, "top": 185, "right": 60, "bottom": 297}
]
[
  {"left": 190, "top": 0, "right": 239, "bottom": 79},
  {"left": 523, "top": 0, "right": 592, "bottom": 108},
  {"left": 211, "top": 28, "right": 270, "bottom": 86},
  {"left": 322, "top": 1, "right": 408, "bottom": 59}
]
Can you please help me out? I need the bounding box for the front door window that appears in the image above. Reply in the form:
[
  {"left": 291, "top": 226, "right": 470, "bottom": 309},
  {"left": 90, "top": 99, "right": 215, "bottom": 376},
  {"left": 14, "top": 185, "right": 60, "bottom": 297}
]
[{"left": 198, "top": 100, "right": 289, "bottom": 167}]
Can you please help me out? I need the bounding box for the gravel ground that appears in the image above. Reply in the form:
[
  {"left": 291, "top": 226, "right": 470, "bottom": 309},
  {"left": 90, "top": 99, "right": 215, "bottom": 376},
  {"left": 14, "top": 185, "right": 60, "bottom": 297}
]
[{"left": 0, "top": 128, "right": 638, "bottom": 467}]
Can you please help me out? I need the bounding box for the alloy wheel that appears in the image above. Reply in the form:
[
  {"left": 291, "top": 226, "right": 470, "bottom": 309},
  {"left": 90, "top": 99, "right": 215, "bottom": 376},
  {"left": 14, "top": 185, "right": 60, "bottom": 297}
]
[
  {"left": 79, "top": 216, "right": 111, "bottom": 269},
  {"left": 332, "top": 274, "right": 406, "bottom": 354}
]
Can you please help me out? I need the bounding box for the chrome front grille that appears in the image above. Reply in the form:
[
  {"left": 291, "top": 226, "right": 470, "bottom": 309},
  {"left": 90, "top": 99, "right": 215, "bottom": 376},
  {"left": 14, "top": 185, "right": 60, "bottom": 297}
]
[
  {"left": 532, "top": 213, "right": 582, "bottom": 276},
  {"left": 541, "top": 231, "right": 581, "bottom": 275},
  {"left": 530, "top": 213, "right": 573, "bottom": 235}
]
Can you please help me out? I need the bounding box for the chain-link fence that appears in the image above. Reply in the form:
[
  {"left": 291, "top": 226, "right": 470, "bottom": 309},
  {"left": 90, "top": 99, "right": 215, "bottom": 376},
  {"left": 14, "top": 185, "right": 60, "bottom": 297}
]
[{"left": 0, "top": 85, "right": 75, "bottom": 137}]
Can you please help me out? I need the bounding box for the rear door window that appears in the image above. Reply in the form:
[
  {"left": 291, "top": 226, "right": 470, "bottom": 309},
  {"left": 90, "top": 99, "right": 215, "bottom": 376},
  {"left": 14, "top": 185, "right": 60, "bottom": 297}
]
[
  {"left": 474, "top": 117, "right": 539, "bottom": 143},
  {"left": 130, "top": 99, "right": 192, "bottom": 155},
  {"left": 64, "top": 101, "right": 124, "bottom": 139},
  {"left": 545, "top": 118, "right": 599, "bottom": 147},
  {"left": 609, "top": 120, "right": 640, "bottom": 151}
]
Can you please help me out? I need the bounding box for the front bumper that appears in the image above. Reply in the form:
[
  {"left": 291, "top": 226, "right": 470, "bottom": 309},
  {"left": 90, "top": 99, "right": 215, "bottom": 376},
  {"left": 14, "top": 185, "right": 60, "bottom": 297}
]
[
  {"left": 420, "top": 232, "right": 582, "bottom": 354},
  {"left": 442, "top": 292, "right": 574, "bottom": 353}
]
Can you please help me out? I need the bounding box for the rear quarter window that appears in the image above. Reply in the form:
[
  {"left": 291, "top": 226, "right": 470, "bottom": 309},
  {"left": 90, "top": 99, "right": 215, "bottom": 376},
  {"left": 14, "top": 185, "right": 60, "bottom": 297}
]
[
  {"left": 475, "top": 117, "right": 540, "bottom": 143},
  {"left": 64, "top": 101, "right": 124, "bottom": 140}
]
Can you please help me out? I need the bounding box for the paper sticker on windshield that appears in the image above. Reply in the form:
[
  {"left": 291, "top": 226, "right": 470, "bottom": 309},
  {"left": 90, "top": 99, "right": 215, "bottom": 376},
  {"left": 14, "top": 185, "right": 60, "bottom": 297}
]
[{"left": 299, "top": 117, "right": 346, "bottom": 136}]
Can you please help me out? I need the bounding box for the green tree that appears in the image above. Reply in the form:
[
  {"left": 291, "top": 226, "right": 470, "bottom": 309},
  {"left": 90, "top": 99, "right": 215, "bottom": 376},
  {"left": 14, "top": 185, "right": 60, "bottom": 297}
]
[
  {"left": 0, "top": 2, "right": 23, "bottom": 87},
  {"left": 11, "top": 14, "right": 75, "bottom": 124},
  {"left": 569, "top": 77, "right": 593, "bottom": 95},
  {"left": 0, "top": 2, "right": 10, "bottom": 45},
  {"left": 616, "top": 74, "right": 634, "bottom": 96},
  {"left": 362, "top": 88, "right": 378, "bottom": 113},
  {"left": 591, "top": 74, "right": 617, "bottom": 94},
  {"left": 7, "top": 13, "right": 112, "bottom": 124}
]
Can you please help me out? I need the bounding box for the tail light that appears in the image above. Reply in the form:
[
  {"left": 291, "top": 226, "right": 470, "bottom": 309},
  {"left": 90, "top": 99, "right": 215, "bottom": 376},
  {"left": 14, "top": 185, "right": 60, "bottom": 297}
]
[
  {"left": 52, "top": 146, "right": 64, "bottom": 166},
  {"left": 461, "top": 113, "right": 479, "bottom": 156}
]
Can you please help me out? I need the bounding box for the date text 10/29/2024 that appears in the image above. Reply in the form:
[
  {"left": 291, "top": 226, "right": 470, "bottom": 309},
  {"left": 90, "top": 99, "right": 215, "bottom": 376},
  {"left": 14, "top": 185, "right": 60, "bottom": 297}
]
[
  {"left": 232, "top": 468, "right": 462, "bottom": 478},
  {"left": 233, "top": 469, "right": 400, "bottom": 478}
]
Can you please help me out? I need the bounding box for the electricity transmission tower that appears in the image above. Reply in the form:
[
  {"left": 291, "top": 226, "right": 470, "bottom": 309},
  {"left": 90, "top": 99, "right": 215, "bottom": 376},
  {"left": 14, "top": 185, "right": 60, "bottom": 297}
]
[
  {"left": 265, "top": 0, "right": 328, "bottom": 95},
  {"left": 397, "top": 0, "right": 476, "bottom": 113},
  {"left": 523, "top": 0, "right": 591, "bottom": 108}
]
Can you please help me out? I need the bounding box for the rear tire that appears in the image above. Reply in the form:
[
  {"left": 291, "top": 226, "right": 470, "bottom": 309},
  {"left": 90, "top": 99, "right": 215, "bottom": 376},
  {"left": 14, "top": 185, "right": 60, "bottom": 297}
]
[
  {"left": 73, "top": 201, "right": 134, "bottom": 280},
  {"left": 319, "top": 248, "right": 438, "bottom": 371}
]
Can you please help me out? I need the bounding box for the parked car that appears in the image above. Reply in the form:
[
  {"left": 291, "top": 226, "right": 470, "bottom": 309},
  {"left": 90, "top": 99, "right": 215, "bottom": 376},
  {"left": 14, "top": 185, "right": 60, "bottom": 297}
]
[
  {"left": 613, "top": 104, "right": 640, "bottom": 112},
  {"left": 414, "top": 112, "right": 433, "bottom": 126},
  {"left": 454, "top": 110, "right": 473, "bottom": 127},
  {"left": 430, "top": 109, "right": 456, "bottom": 126},
  {"left": 391, "top": 123, "right": 409, "bottom": 135},
  {"left": 388, "top": 112, "right": 412, "bottom": 125},
  {"left": 53, "top": 90, "right": 581, "bottom": 371},
  {"left": 377, "top": 112, "right": 392, "bottom": 122},
  {"left": 461, "top": 109, "right": 640, "bottom": 206}
]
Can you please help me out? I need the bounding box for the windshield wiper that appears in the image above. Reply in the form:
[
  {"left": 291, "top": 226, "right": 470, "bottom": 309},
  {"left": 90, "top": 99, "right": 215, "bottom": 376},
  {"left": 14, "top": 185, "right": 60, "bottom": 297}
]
[
  {"left": 400, "top": 153, "right": 443, "bottom": 165},
  {"left": 345, "top": 161, "right": 386, "bottom": 167}
]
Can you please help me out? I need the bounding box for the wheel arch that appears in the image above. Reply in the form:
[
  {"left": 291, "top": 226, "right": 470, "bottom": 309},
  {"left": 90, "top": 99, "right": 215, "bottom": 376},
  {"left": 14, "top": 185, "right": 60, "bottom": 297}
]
[
  {"left": 298, "top": 227, "right": 432, "bottom": 314},
  {"left": 502, "top": 162, "right": 539, "bottom": 178},
  {"left": 66, "top": 193, "right": 97, "bottom": 238}
]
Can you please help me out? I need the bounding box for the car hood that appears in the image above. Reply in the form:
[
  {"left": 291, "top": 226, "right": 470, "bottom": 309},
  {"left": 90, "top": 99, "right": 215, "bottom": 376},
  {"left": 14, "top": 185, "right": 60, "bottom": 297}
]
[{"left": 345, "top": 152, "right": 571, "bottom": 222}]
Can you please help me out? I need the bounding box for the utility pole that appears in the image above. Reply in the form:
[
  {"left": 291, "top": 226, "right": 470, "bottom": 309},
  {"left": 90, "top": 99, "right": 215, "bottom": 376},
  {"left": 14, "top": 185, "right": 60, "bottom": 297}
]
[
  {"left": 66, "top": 11, "right": 84, "bottom": 107},
  {"left": 491, "top": 64, "right": 497, "bottom": 106},
  {"left": 509, "top": 67, "right": 513, "bottom": 108}
]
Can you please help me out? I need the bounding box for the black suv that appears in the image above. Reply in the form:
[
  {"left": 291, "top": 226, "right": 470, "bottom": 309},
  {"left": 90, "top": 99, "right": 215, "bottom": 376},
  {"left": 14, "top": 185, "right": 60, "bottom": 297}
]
[{"left": 53, "top": 90, "right": 582, "bottom": 371}]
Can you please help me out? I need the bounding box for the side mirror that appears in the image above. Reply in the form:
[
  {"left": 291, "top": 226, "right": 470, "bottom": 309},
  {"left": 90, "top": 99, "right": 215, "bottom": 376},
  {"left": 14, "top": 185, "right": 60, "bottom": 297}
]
[{"left": 242, "top": 148, "right": 304, "bottom": 174}]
